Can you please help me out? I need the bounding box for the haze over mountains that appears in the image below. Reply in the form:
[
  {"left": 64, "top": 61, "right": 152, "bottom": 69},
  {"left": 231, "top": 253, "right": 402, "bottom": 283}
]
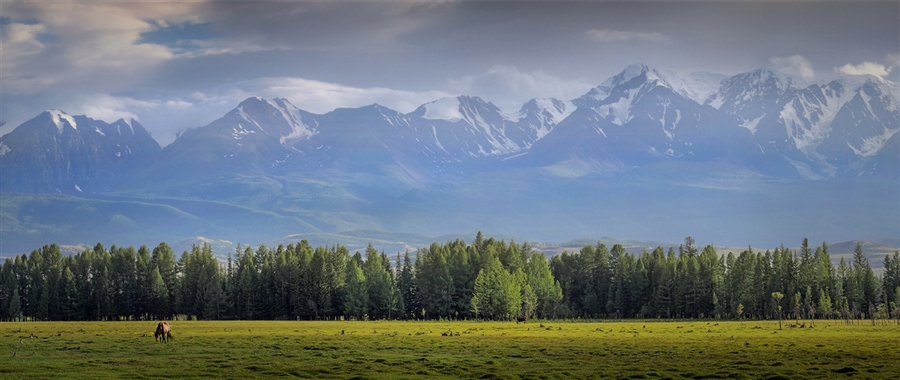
[{"left": 1, "top": 64, "right": 898, "bottom": 255}]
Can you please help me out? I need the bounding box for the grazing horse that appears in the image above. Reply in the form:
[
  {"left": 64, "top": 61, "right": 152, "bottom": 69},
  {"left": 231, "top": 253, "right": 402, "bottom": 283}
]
[{"left": 154, "top": 322, "right": 172, "bottom": 343}]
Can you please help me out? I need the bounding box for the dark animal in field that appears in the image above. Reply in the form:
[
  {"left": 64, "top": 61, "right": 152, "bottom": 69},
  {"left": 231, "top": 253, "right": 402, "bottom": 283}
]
[
  {"left": 154, "top": 322, "right": 172, "bottom": 343},
  {"left": 516, "top": 316, "right": 527, "bottom": 324}
]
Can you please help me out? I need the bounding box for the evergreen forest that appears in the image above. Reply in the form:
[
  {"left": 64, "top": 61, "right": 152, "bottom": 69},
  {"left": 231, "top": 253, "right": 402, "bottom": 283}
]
[{"left": 2, "top": 234, "right": 899, "bottom": 323}]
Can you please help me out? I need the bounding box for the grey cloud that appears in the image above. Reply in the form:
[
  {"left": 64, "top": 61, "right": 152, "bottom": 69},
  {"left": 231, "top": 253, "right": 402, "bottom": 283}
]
[{"left": 585, "top": 29, "right": 669, "bottom": 43}]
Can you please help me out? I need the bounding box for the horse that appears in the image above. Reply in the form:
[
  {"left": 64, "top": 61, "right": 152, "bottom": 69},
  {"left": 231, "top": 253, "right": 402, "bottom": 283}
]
[{"left": 154, "top": 322, "right": 172, "bottom": 343}]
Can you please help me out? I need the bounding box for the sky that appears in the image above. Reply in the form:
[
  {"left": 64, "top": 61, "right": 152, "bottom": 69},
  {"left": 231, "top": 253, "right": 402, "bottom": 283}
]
[{"left": 1, "top": 1, "right": 898, "bottom": 146}]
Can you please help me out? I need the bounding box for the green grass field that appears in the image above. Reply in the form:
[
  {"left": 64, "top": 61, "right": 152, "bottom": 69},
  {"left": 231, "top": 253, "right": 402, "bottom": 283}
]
[{"left": 2, "top": 320, "right": 898, "bottom": 379}]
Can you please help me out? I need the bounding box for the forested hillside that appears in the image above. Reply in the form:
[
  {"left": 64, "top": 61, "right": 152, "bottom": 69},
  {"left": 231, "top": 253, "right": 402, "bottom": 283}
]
[{"left": 2, "top": 234, "right": 898, "bottom": 322}]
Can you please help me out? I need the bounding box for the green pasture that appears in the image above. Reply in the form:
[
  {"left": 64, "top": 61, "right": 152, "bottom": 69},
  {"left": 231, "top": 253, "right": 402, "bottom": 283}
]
[{"left": 2, "top": 320, "right": 898, "bottom": 379}]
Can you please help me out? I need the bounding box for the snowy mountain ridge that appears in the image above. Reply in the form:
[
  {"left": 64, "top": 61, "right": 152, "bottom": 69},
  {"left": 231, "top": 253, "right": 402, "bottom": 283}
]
[{"left": 1, "top": 63, "right": 897, "bottom": 195}]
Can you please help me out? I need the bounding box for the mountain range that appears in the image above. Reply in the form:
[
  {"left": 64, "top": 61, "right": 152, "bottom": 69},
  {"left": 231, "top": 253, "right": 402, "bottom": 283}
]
[{"left": 1, "top": 64, "right": 898, "bottom": 255}]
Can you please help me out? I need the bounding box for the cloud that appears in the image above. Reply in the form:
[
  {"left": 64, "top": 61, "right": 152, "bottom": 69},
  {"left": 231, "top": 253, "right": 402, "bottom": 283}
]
[
  {"left": 0, "top": 2, "right": 200, "bottom": 94},
  {"left": 585, "top": 29, "right": 669, "bottom": 43},
  {"left": 837, "top": 61, "right": 892, "bottom": 78},
  {"left": 445, "top": 65, "right": 593, "bottom": 111},
  {"left": 887, "top": 53, "right": 900, "bottom": 68},
  {"left": 769, "top": 55, "right": 815, "bottom": 80},
  {"left": 0, "top": 1, "right": 462, "bottom": 96},
  {"left": 71, "top": 95, "right": 155, "bottom": 124},
  {"left": 232, "top": 77, "right": 453, "bottom": 115},
  {"left": 1, "top": 21, "right": 49, "bottom": 55}
]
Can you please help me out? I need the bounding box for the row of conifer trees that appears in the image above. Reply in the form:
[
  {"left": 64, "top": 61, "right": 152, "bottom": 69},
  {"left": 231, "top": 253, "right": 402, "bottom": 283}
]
[{"left": 1, "top": 233, "right": 899, "bottom": 322}]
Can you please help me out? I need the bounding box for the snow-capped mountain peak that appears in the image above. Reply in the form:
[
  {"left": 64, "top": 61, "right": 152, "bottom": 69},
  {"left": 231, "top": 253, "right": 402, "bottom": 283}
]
[
  {"left": 110, "top": 118, "right": 138, "bottom": 136},
  {"left": 708, "top": 69, "right": 797, "bottom": 109},
  {"left": 620, "top": 63, "right": 653, "bottom": 83},
  {"left": 417, "top": 95, "right": 505, "bottom": 123},
  {"left": 588, "top": 64, "right": 666, "bottom": 101},
  {"left": 0, "top": 111, "right": 161, "bottom": 194},
  {"left": 573, "top": 64, "right": 685, "bottom": 126},
  {"left": 515, "top": 98, "right": 575, "bottom": 124},
  {"left": 47, "top": 109, "right": 77, "bottom": 133},
  {"left": 230, "top": 96, "right": 316, "bottom": 142}
]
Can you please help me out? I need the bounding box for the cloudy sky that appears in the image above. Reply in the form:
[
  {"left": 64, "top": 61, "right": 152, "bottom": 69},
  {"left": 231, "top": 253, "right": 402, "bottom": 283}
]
[{"left": 1, "top": 1, "right": 898, "bottom": 146}]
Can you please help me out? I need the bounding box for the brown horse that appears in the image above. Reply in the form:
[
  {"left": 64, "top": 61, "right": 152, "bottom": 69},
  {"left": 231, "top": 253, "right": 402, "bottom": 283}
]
[{"left": 154, "top": 322, "right": 172, "bottom": 343}]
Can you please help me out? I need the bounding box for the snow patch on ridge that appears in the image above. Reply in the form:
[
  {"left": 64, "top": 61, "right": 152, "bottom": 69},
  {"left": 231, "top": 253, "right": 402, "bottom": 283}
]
[
  {"left": 48, "top": 110, "right": 77, "bottom": 133},
  {"left": 740, "top": 114, "right": 765, "bottom": 135},
  {"left": 236, "top": 107, "right": 262, "bottom": 130},
  {"left": 533, "top": 98, "right": 575, "bottom": 126},
  {"left": 596, "top": 87, "right": 639, "bottom": 126},
  {"left": 848, "top": 128, "right": 898, "bottom": 157},
  {"left": 268, "top": 99, "right": 316, "bottom": 144},
  {"left": 459, "top": 104, "right": 519, "bottom": 154},
  {"left": 122, "top": 119, "right": 135, "bottom": 135}
]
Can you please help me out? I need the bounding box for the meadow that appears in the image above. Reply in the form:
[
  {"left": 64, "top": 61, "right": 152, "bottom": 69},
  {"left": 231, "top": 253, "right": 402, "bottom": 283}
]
[{"left": 2, "top": 320, "right": 898, "bottom": 379}]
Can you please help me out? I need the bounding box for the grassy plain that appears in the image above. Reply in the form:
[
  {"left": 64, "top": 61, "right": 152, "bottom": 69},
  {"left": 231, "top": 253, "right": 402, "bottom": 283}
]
[{"left": 2, "top": 319, "right": 898, "bottom": 379}]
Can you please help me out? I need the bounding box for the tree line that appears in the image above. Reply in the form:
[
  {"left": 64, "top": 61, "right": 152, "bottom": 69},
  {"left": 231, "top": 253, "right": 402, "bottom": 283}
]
[{"left": 1, "top": 233, "right": 899, "bottom": 322}]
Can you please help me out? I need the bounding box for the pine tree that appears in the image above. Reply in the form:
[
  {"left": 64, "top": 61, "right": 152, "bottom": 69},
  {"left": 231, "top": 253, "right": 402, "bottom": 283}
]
[
  {"left": 135, "top": 245, "right": 152, "bottom": 319},
  {"left": 151, "top": 242, "right": 177, "bottom": 317},
  {"left": 149, "top": 266, "right": 168, "bottom": 319},
  {"left": 518, "top": 271, "right": 536, "bottom": 320},
  {"left": 9, "top": 287, "right": 21, "bottom": 321},
  {"left": 446, "top": 240, "right": 475, "bottom": 319},
  {"left": 416, "top": 245, "right": 454, "bottom": 319},
  {"left": 397, "top": 251, "right": 417, "bottom": 319},
  {"left": 798, "top": 238, "right": 815, "bottom": 306},
  {"left": 893, "top": 287, "right": 900, "bottom": 323},
  {"left": 471, "top": 257, "right": 521, "bottom": 320},
  {"left": 343, "top": 261, "right": 368, "bottom": 319},
  {"left": 59, "top": 267, "right": 77, "bottom": 321},
  {"left": 474, "top": 231, "right": 486, "bottom": 256},
  {"left": 363, "top": 245, "right": 394, "bottom": 319},
  {"left": 852, "top": 242, "right": 878, "bottom": 318},
  {"left": 818, "top": 288, "right": 832, "bottom": 319},
  {"left": 525, "top": 252, "right": 563, "bottom": 319}
]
